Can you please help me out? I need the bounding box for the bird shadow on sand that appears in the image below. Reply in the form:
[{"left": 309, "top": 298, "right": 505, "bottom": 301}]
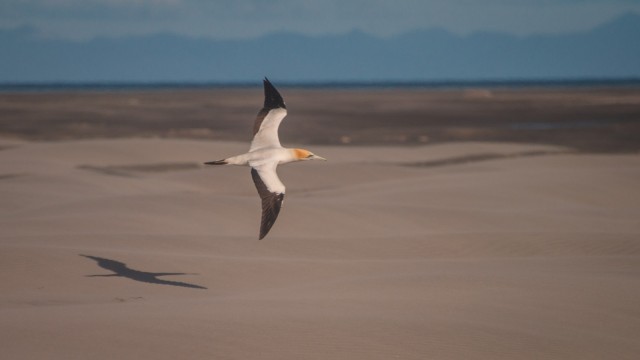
[{"left": 80, "top": 254, "right": 207, "bottom": 290}]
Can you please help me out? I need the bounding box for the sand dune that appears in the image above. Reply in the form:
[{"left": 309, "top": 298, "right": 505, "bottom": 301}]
[{"left": 1, "top": 137, "right": 639, "bottom": 359}]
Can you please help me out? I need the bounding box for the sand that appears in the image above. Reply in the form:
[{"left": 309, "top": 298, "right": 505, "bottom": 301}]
[
  {"left": 1, "top": 132, "right": 639, "bottom": 359},
  {"left": 2, "top": 87, "right": 640, "bottom": 152}
]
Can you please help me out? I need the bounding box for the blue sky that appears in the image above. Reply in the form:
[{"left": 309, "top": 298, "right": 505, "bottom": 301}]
[{"left": 1, "top": 0, "right": 640, "bottom": 40}]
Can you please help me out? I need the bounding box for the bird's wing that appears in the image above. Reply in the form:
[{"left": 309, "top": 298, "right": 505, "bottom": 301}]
[
  {"left": 251, "top": 162, "right": 285, "bottom": 240},
  {"left": 250, "top": 78, "right": 287, "bottom": 152}
]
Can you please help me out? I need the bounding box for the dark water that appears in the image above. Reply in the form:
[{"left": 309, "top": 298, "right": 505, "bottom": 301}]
[{"left": 2, "top": 78, "right": 640, "bottom": 92}]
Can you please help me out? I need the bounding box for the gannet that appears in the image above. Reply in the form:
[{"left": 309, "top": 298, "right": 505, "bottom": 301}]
[{"left": 205, "top": 78, "right": 326, "bottom": 240}]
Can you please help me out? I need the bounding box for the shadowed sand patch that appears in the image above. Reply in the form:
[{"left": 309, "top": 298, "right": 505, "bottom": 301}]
[
  {"left": 77, "top": 162, "right": 202, "bottom": 177},
  {"left": 401, "top": 150, "right": 570, "bottom": 168},
  {"left": 0, "top": 173, "right": 26, "bottom": 180}
]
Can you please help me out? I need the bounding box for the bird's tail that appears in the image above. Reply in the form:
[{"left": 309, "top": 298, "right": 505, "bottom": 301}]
[{"left": 204, "top": 159, "right": 228, "bottom": 165}]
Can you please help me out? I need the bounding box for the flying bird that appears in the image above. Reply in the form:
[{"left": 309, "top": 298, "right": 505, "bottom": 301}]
[{"left": 205, "top": 78, "right": 326, "bottom": 239}]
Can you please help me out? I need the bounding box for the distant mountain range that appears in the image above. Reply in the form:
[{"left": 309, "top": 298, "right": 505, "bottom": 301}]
[{"left": 1, "top": 12, "right": 640, "bottom": 83}]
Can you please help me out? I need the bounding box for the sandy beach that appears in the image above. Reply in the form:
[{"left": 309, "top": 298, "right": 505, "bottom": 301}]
[{"left": 1, "top": 88, "right": 639, "bottom": 359}]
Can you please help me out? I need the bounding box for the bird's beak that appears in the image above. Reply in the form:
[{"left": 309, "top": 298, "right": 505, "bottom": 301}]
[{"left": 312, "top": 155, "right": 327, "bottom": 161}]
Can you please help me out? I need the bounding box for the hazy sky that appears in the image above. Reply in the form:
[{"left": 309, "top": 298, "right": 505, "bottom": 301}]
[{"left": 2, "top": 0, "right": 640, "bottom": 40}]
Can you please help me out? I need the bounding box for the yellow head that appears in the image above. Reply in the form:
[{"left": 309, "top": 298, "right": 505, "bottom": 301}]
[{"left": 293, "top": 148, "right": 327, "bottom": 161}]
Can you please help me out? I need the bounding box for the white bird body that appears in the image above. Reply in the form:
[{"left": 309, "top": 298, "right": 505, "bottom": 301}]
[
  {"left": 224, "top": 148, "right": 297, "bottom": 167},
  {"left": 205, "top": 78, "right": 326, "bottom": 239}
]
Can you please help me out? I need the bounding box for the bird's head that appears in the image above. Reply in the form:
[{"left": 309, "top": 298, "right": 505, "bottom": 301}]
[{"left": 293, "top": 148, "right": 327, "bottom": 161}]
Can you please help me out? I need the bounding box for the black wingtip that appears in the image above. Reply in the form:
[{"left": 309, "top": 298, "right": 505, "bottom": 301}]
[
  {"left": 263, "top": 77, "right": 286, "bottom": 110},
  {"left": 256, "top": 192, "right": 284, "bottom": 240},
  {"left": 258, "top": 224, "right": 271, "bottom": 240}
]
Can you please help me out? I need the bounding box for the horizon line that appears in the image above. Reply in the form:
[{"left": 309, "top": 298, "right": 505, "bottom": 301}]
[{"left": 2, "top": 77, "right": 640, "bottom": 92}]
